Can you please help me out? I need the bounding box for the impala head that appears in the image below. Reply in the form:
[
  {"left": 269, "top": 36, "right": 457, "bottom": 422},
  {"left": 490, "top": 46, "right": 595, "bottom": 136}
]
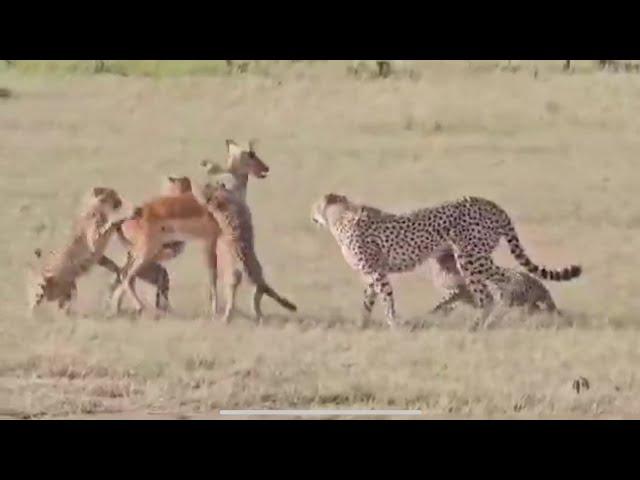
[
  {"left": 311, "top": 193, "right": 349, "bottom": 228},
  {"left": 226, "top": 139, "right": 270, "bottom": 179}
]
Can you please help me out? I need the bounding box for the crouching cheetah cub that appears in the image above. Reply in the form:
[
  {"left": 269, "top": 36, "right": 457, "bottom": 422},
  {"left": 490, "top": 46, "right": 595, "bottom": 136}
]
[
  {"left": 311, "top": 194, "right": 580, "bottom": 329},
  {"left": 428, "top": 249, "right": 560, "bottom": 316}
]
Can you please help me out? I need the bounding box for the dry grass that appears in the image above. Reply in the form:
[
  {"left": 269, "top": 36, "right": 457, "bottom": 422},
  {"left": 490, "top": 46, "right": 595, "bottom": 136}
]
[{"left": 1, "top": 60, "right": 640, "bottom": 419}]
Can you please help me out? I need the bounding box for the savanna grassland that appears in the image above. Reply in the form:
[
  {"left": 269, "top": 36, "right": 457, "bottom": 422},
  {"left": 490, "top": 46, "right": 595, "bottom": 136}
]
[{"left": 1, "top": 60, "right": 640, "bottom": 419}]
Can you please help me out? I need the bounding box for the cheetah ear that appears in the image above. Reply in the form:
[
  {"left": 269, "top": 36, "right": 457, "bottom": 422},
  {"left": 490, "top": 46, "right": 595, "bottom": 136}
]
[
  {"left": 325, "top": 193, "right": 347, "bottom": 205},
  {"left": 191, "top": 181, "right": 211, "bottom": 206},
  {"left": 92, "top": 187, "right": 107, "bottom": 198}
]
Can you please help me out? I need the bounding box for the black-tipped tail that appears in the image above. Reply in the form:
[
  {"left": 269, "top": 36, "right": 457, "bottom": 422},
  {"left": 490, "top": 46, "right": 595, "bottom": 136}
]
[
  {"left": 506, "top": 234, "right": 582, "bottom": 282},
  {"left": 264, "top": 285, "right": 297, "bottom": 312}
]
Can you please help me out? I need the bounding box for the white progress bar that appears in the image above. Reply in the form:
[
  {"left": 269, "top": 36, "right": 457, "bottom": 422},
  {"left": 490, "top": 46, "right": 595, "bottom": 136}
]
[{"left": 220, "top": 410, "right": 422, "bottom": 416}]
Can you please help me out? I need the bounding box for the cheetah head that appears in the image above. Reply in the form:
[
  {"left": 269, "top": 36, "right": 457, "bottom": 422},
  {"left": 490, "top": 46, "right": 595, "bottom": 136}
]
[
  {"left": 85, "top": 187, "right": 128, "bottom": 221},
  {"left": 191, "top": 180, "right": 232, "bottom": 212},
  {"left": 311, "top": 193, "right": 349, "bottom": 228},
  {"left": 163, "top": 176, "right": 193, "bottom": 196}
]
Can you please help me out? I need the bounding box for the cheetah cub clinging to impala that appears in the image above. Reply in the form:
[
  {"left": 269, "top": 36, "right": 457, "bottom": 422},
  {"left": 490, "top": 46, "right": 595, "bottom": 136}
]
[
  {"left": 194, "top": 182, "right": 297, "bottom": 324},
  {"left": 311, "top": 194, "right": 580, "bottom": 329},
  {"left": 27, "top": 187, "right": 127, "bottom": 314}
]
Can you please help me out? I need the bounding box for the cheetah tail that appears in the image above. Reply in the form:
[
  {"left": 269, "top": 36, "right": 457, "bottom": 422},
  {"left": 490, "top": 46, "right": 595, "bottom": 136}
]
[
  {"left": 238, "top": 250, "right": 298, "bottom": 312},
  {"left": 261, "top": 284, "right": 298, "bottom": 312},
  {"left": 504, "top": 229, "right": 582, "bottom": 281}
]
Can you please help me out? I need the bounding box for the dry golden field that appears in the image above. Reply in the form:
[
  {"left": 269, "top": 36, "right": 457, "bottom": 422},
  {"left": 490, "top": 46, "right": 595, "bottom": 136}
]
[{"left": 1, "top": 60, "right": 640, "bottom": 419}]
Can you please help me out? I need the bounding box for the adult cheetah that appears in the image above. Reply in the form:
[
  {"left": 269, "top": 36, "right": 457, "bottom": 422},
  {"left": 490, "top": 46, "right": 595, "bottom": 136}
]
[{"left": 311, "top": 194, "right": 580, "bottom": 328}]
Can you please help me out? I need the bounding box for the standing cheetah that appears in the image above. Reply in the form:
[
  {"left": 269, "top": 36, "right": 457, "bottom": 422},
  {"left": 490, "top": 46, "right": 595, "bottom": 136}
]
[
  {"left": 28, "top": 187, "right": 126, "bottom": 314},
  {"left": 194, "top": 182, "right": 297, "bottom": 324},
  {"left": 428, "top": 249, "right": 560, "bottom": 316},
  {"left": 311, "top": 194, "right": 580, "bottom": 328}
]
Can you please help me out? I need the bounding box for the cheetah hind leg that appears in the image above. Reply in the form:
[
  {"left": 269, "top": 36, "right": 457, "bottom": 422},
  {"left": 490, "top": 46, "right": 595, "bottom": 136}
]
[
  {"left": 540, "top": 293, "right": 561, "bottom": 317},
  {"left": 252, "top": 284, "right": 264, "bottom": 325},
  {"left": 105, "top": 252, "right": 133, "bottom": 312},
  {"left": 371, "top": 272, "right": 397, "bottom": 328},
  {"left": 453, "top": 253, "right": 505, "bottom": 331},
  {"left": 483, "top": 281, "right": 511, "bottom": 329},
  {"left": 533, "top": 292, "right": 565, "bottom": 329},
  {"left": 221, "top": 269, "right": 242, "bottom": 324}
]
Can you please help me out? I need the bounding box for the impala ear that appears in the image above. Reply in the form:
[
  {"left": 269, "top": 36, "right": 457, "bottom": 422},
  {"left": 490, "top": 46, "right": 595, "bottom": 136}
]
[{"left": 226, "top": 139, "right": 243, "bottom": 158}]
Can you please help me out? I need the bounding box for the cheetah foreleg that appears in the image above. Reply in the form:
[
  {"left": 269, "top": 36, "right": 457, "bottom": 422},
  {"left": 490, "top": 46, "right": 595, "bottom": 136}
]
[
  {"left": 453, "top": 253, "right": 500, "bottom": 331},
  {"left": 369, "top": 272, "right": 397, "bottom": 327},
  {"left": 430, "top": 288, "right": 467, "bottom": 316}
]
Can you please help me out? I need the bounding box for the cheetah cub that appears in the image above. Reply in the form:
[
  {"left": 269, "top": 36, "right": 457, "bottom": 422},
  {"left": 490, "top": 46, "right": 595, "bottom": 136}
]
[
  {"left": 194, "top": 182, "right": 297, "bottom": 324},
  {"left": 428, "top": 249, "right": 560, "bottom": 316},
  {"left": 28, "top": 187, "right": 126, "bottom": 314}
]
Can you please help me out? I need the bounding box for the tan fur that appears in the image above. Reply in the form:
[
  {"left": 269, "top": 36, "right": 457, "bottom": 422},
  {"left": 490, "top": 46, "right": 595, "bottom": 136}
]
[
  {"left": 197, "top": 183, "right": 297, "bottom": 323},
  {"left": 110, "top": 140, "right": 270, "bottom": 318},
  {"left": 116, "top": 175, "right": 193, "bottom": 263},
  {"left": 28, "top": 187, "right": 125, "bottom": 314}
]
